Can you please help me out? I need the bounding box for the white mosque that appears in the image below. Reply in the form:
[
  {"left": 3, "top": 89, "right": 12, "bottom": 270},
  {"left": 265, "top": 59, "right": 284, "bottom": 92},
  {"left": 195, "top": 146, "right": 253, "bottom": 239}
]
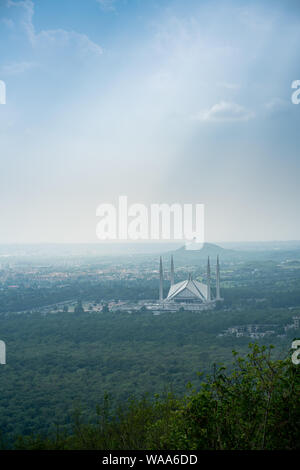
[
  {"left": 109, "top": 254, "right": 223, "bottom": 314},
  {"left": 154, "top": 255, "right": 222, "bottom": 312}
]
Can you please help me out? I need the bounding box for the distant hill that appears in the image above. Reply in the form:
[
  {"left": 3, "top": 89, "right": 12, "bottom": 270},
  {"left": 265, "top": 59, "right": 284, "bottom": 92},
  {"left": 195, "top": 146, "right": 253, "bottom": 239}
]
[
  {"left": 177, "top": 242, "right": 228, "bottom": 254},
  {"left": 159, "top": 241, "right": 300, "bottom": 267},
  {"left": 161, "top": 242, "right": 236, "bottom": 267}
]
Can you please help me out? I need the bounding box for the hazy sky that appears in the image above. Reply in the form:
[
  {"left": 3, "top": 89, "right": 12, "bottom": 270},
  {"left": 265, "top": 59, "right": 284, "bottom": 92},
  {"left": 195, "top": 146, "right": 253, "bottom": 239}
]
[{"left": 0, "top": 0, "right": 300, "bottom": 243}]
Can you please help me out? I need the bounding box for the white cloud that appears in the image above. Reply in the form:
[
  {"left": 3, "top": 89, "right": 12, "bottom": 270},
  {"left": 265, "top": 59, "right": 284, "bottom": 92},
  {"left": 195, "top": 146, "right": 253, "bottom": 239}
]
[
  {"left": 265, "top": 97, "right": 289, "bottom": 112},
  {"left": 195, "top": 101, "right": 255, "bottom": 122},
  {"left": 1, "top": 17, "right": 15, "bottom": 29},
  {"left": 7, "top": 0, "right": 35, "bottom": 44},
  {"left": 0, "top": 61, "right": 36, "bottom": 75},
  {"left": 96, "top": 0, "right": 116, "bottom": 12},
  {"left": 37, "top": 29, "right": 103, "bottom": 56},
  {"left": 217, "top": 82, "right": 241, "bottom": 90},
  {"left": 7, "top": 0, "right": 103, "bottom": 56}
]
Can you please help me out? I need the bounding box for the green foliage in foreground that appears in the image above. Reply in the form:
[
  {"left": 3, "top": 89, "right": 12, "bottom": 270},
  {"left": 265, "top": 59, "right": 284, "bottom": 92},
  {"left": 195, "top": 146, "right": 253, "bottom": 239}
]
[{"left": 15, "top": 344, "right": 300, "bottom": 450}]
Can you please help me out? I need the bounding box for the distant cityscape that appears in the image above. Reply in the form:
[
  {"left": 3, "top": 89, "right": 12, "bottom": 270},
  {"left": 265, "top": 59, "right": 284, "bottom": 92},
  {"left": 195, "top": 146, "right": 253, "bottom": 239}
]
[
  {"left": 1, "top": 242, "right": 300, "bottom": 345},
  {"left": 219, "top": 315, "right": 300, "bottom": 339}
]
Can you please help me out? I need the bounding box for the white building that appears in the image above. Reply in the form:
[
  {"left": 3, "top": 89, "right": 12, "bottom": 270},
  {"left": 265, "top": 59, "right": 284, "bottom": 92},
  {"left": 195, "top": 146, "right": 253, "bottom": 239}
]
[{"left": 155, "top": 255, "right": 222, "bottom": 312}]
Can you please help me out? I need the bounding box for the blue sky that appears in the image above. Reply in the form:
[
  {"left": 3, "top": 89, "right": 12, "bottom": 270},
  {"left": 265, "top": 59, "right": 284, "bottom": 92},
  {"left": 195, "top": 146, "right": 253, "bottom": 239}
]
[{"left": 0, "top": 0, "right": 300, "bottom": 243}]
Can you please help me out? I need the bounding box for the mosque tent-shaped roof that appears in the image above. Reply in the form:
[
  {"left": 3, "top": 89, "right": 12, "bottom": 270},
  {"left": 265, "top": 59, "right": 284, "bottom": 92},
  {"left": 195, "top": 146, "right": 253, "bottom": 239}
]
[{"left": 166, "top": 275, "right": 208, "bottom": 302}]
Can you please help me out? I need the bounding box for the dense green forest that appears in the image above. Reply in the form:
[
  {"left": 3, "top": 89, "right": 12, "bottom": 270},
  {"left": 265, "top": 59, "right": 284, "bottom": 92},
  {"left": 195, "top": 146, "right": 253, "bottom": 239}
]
[
  {"left": 13, "top": 344, "right": 300, "bottom": 450},
  {"left": 0, "top": 307, "right": 298, "bottom": 448}
]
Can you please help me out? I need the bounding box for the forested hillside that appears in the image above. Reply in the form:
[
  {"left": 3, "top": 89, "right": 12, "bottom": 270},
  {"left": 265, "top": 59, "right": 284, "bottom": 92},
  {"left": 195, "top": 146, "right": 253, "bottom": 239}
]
[
  {"left": 14, "top": 344, "right": 300, "bottom": 450},
  {"left": 0, "top": 308, "right": 298, "bottom": 448}
]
